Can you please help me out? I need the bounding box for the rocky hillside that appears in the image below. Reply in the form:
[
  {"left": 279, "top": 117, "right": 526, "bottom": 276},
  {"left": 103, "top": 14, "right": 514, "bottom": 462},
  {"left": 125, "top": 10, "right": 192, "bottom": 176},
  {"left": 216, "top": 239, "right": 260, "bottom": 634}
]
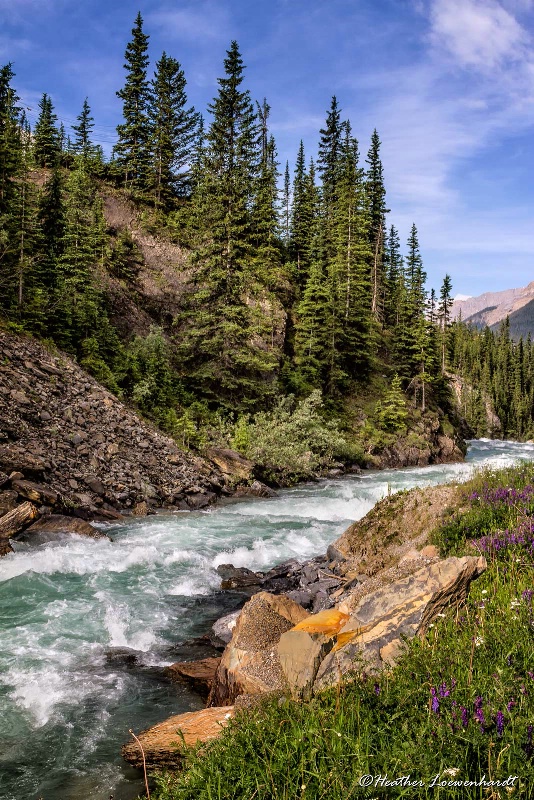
[
  {"left": 452, "top": 280, "right": 534, "bottom": 338},
  {"left": 0, "top": 329, "right": 228, "bottom": 523}
]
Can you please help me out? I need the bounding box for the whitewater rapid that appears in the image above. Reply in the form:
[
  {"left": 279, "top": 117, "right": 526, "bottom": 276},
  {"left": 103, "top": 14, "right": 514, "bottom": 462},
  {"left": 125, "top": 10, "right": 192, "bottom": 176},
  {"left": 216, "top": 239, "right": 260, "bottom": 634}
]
[{"left": 0, "top": 439, "right": 533, "bottom": 800}]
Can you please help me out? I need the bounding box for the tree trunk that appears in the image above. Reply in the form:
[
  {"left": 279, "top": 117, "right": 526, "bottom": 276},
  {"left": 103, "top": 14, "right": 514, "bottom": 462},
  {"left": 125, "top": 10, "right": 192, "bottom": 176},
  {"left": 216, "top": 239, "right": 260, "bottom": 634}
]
[{"left": 0, "top": 501, "right": 40, "bottom": 556}]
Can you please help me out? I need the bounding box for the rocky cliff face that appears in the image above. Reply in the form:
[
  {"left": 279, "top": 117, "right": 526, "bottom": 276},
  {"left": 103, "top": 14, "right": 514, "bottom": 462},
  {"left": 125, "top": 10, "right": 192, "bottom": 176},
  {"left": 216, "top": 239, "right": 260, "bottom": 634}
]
[{"left": 0, "top": 330, "right": 227, "bottom": 521}]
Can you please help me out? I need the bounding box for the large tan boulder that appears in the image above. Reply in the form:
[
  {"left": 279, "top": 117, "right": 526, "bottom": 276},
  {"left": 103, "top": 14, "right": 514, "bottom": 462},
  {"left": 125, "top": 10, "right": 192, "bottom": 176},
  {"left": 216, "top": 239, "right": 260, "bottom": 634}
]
[
  {"left": 206, "top": 448, "right": 253, "bottom": 481},
  {"left": 314, "top": 555, "right": 486, "bottom": 690},
  {"left": 208, "top": 591, "right": 309, "bottom": 706},
  {"left": 121, "top": 706, "right": 234, "bottom": 769}
]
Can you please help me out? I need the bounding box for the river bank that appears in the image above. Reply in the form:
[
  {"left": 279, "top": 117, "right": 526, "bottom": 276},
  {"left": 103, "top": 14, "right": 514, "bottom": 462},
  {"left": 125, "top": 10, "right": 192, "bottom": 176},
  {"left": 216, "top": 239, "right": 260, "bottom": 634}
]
[{"left": 0, "top": 440, "right": 533, "bottom": 800}]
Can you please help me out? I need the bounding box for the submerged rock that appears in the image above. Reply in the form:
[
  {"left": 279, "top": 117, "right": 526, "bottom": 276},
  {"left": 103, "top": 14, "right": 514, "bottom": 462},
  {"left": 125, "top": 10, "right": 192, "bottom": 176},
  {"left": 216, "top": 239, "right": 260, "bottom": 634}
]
[
  {"left": 165, "top": 657, "right": 221, "bottom": 698},
  {"left": 23, "top": 514, "right": 109, "bottom": 541}
]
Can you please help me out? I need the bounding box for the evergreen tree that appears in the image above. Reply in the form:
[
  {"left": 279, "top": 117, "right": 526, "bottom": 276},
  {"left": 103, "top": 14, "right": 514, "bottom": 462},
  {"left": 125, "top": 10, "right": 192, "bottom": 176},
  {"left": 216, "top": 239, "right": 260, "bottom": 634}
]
[
  {"left": 317, "top": 96, "right": 342, "bottom": 210},
  {"left": 36, "top": 167, "right": 65, "bottom": 294},
  {"left": 33, "top": 93, "right": 60, "bottom": 167},
  {"left": 0, "top": 63, "right": 22, "bottom": 311},
  {"left": 383, "top": 224, "right": 403, "bottom": 327},
  {"left": 365, "top": 130, "right": 389, "bottom": 320},
  {"left": 332, "top": 122, "right": 374, "bottom": 381},
  {"left": 438, "top": 273, "right": 453, "bottom": 373},
  {"left": 72, "top": 98, "right": 95, "bottom": 162},
  {"left": 283, "top": 160, "right": 290, "bottom": 246},
  {"left": 149, "top": 51, "right": 198, "bottom": 205},
  {"left": 177, "top": 42, "right": 278, "bottom": 409},
  {"left": 115, "top": 12, "right": 151, "bottom": 189}
]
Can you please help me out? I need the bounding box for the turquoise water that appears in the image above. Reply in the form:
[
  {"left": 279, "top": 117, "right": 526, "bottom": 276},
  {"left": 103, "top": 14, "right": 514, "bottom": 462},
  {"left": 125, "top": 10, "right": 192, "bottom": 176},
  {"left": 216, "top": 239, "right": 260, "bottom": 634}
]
[{"left": 1, "top": 439, "right": 533, "bottom": 800}]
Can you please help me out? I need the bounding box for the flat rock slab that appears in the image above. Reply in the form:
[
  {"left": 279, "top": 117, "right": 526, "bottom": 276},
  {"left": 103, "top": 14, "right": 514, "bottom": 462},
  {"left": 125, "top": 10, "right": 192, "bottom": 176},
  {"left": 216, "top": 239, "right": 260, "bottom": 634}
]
[
  {"left": 121, "top": 706, "right": 234, "bottom": 769},
  {"left": 165, "top": 657, "right": 221, "bottom": 697},
  {"left": 24, "top": 514, "right": 109, "bottom": 540}
]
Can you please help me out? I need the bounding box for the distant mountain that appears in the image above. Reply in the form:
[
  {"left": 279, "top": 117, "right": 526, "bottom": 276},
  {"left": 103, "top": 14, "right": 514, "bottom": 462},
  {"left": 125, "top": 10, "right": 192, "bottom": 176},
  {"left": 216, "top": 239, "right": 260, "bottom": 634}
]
[{"left": 452, "top": 281, "right": 534, "bottom": 339}]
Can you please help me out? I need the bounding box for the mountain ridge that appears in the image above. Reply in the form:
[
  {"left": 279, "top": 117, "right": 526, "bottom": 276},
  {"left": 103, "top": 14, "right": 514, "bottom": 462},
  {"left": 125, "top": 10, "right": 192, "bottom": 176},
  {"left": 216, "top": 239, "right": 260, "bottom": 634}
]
[{"left": 452, "top": 281, "right": 534, "bottom": 338}]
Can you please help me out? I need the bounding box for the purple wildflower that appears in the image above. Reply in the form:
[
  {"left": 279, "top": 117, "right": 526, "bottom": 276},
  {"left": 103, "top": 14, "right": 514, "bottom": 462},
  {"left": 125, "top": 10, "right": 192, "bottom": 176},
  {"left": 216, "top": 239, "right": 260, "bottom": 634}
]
[
  {"left": 431, "top": 687, "right": 440, "bottom": 714},
  {"left": 460, "top": 706, "right": 469, "bottom": 728},
  {"left": 474, "top": 697, "right": 485, "bottom": 730},
  {"left": 373, "top": 683, "right": 380, "bottom": 696},
  {"left": 523, "top": 725, "right": 533, "bottom": 758},
  {"left": 496, "top": 711, "right": 505, "bottom": 737},
  {"left": 438, "top": 682, "right": 450, "bottom": 698},
  {"left": 507, "top": 698, "right": 516, "bottom": 712}
]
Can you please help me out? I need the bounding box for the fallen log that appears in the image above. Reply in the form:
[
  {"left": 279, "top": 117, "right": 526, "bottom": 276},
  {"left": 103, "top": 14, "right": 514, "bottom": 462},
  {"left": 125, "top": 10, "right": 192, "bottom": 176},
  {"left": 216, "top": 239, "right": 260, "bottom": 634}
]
[{"left": 0, "top": 501, "right": 40, "bottom": 556}]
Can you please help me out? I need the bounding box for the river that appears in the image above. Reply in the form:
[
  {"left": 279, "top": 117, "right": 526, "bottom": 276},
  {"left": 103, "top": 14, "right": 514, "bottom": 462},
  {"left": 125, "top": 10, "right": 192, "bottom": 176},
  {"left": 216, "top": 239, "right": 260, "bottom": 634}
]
[{"left": 1, "top": 439, "right": 533, "bottom": 800}]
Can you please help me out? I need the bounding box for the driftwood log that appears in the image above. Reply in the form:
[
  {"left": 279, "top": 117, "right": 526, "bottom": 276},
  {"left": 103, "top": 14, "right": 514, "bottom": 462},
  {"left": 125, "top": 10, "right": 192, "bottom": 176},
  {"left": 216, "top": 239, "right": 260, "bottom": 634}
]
[{"left": 0, "top": 501, "right": 39, "bottom": 556}]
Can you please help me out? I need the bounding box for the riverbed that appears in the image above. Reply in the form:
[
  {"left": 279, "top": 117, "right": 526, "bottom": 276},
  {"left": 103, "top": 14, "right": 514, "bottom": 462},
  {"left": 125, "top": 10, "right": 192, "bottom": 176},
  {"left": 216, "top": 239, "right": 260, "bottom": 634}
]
[{"left": 1, "top": 439, "right": 533, "bottom": 800}]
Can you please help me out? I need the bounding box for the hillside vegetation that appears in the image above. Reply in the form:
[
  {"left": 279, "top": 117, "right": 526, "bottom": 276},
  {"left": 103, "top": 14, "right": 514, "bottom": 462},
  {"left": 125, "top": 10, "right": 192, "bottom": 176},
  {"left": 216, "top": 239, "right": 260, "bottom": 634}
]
[{"left": 1, "top": 14, "right": 532, "bottom": 470}]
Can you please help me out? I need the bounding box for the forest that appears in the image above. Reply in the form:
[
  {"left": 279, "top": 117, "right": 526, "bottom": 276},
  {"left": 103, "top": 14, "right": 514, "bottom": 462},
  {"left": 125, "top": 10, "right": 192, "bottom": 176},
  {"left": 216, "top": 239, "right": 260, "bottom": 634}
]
[{"left": 1, "top": 12, "right": 533, "bottom": 455}]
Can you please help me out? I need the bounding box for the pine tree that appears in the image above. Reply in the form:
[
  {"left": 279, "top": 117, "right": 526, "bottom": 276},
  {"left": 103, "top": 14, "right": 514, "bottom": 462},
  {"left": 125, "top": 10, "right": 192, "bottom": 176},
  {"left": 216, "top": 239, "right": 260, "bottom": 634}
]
[
  {"left": 438, "top": 273, "right": 453, "bottom": 373},
  {"left": 317, "top": 96, "right": 342, "bottom": 210},
  {"left": 72, "top": 98, "right": 95, "bottom": 162},
  {"left": 283, "top": 160, "right": 290, "bottom": 246},
  {"left": 289, "top": 141, "right": 311, "bottom": 288},
  {"left": 36, "top": 167, "right": 65, "bottom": 293},
  {"left": 115, "top": 12, "right": 151, "bottom": 189},
  {"left": 365, "top": 130, "right": 389, "bottom": 320},
  {"left": 149, "top": 51, "right": 198, "bottom": 206},
  {"left": 0, "top": 63, "right": 23, "bottom": 312},
  {"left": 33, "top": 93, "right": 60, "bottom": 167},
  {"left": 383, "top": 225, "right": 403, "bottom": 327},
  {"left": 332, "top": 122, "right": 374, "bottom": 381},
  {"left": 177, "top": 42, "right": 278, "bottom": 409}
]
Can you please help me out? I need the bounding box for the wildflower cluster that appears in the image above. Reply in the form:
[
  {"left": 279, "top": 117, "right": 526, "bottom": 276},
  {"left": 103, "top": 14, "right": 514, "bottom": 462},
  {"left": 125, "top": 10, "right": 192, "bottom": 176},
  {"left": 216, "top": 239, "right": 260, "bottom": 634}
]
[
  {"left": 474, "top": 520, "right": 534, "bottom": 558},
  {"left": 469, "top": 484, "right": 534, "bottom": 509}
]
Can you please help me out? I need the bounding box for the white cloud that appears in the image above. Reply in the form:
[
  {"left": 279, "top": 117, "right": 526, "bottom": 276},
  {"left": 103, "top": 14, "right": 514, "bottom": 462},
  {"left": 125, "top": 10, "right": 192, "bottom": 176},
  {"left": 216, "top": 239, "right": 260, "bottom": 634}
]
[
  {"left": 429, "top": 0, "right": 529, "bottom": 70},
  {"left": 148, "top": 4, "right": 231, "bottom": 43}
]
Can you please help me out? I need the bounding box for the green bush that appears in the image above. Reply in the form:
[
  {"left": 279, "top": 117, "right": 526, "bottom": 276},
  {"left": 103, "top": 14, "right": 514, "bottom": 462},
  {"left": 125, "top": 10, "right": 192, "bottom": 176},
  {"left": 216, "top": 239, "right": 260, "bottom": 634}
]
[{"left": 231, "top": 390, "right": 349, "bottom": 482}]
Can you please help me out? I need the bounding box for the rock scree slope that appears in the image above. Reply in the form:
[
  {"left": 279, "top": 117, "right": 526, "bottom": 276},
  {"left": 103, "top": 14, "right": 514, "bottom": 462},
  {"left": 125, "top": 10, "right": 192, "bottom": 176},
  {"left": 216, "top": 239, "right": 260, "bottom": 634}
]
[{"left": 0, "top": 330, "right": 227, "bottom": 530}]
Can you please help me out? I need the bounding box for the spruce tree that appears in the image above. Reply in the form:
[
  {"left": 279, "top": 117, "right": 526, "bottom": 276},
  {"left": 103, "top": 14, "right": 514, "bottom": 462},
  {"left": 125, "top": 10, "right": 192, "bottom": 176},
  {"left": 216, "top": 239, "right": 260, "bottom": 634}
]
[
  {"left": 438, "top": 273, "right": 453, "bottom": 372},
  {"left": 365, "top": 129, "right": 389, "bottom": 320},
  {"left": 33, "top": 93, "right": 60, "bottom": 167},
  {"left": 72, "top": 98, "right": 95, "bottom": 162},
  {"left": 317, "top": 96, "right": 342, "bottom": 210},
  {"left": 177, "top": 42, "right": 279, "bottom": 409},
  {"left": 115, "top": 12, "right": 151, "bottom": 189},
  {"left": 36, "top": 167, "right": 65, "bottom": 294},
  {"left": 0, "top": 64, "right": 23, "bottom": 312},
  {"left": 149, "top": 51, "right": 198, "bottom": 205},
  {"left": 289, "top": 141, "right": 310, "bottom": 288}
]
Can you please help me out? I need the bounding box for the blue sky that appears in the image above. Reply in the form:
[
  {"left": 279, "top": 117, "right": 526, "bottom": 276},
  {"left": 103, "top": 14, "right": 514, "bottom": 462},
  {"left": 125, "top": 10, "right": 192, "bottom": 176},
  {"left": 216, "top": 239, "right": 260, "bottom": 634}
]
[{"left": 2, "top": 0, "right": 534, "bottom": 297}]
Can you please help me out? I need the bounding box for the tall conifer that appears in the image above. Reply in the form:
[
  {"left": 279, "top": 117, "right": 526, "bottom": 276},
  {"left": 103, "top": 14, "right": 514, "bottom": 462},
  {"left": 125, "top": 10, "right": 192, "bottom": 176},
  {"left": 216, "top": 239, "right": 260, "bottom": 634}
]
[{"left": 115, "top": 12, "right": 151, "bottom": 189}]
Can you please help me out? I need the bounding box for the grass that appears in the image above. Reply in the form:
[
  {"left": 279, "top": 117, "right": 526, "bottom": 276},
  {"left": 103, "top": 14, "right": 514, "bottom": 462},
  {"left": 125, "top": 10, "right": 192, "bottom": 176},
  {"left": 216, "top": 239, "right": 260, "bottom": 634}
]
[{"left": 151, "top": 462, "right": 534, "bottom": 800}]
